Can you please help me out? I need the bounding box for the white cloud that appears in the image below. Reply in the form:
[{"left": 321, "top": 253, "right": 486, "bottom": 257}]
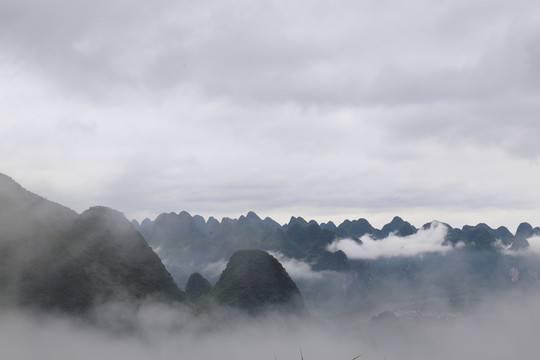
[
  {"left": 201, "top": 259, "right": 228, "bottom": 280},
  {"left": 517, "top": 236, "right": 540, "bottom": 257},
  {"left": 269, "top": 251, "right": 327, "bottom": 281},
  {"left": 1, "top": 0, "right": 540, "bottom": 229},
  {"left": 4, "top": 292, "right": 540, "bottom": 360},
  {"left": 327, "top": 221, "right": 451, "bottom": 259}
]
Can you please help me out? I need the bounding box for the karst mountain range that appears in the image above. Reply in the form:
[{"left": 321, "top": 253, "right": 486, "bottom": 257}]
[{"left": 2, "top": 171, "right": 540, "bottom": 318}]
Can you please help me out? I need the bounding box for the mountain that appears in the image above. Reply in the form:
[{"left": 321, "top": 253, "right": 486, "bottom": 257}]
[
  {"left": 210, "top": 250, "right": 306, "bottom": 315},
  {"left": 9, "top": 170, "right": 540, "bottom": 320},
  {"left": 0, "top": 173, "right": 184, "bottom": 314},
  {"left": 185, "top": 272, "right": 213, "bottom": 303},
  {"left": 134, "top": 210, "right": 539, "bottom": 295},
  {"left": 379, "top": 216, "right": 417, "bottom": 237},
  {"left": 138, "top": 211, "right": 212, "bottom": 263},
  {"left": 511, "top": 222, "right": 536, "bottom": 250},
  {"left": 336, "top": 218, "right": 374, "bottom": 239},
  {"left": 135, "top": 211, "right": 350, "bottom": 287},
  {"left": 135, "top": 209, "right": 540, "bottom": 317}
]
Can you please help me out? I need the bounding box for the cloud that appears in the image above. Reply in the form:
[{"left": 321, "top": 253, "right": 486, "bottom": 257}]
[
  {"left": 3, "top": 292, "right": 540, "bottom": 360},
  {"left": 200, "top": 259, "right": 228, "bottom": 280},
  {"left": 510, "top": 236, "right": 540, "bottom": 257},
  {"left": 269, "top": 251, "right": 331, "bottom": 281},
  {"left": 528, "top": 236, "right": 540, "bottom": 256},
  {"left": 328, "top": 221, "right": 451, "bottom": 259},
  {"left": 2, "top": 0, "right": 540, "bottom": 230},
  {"left": 2, "top": 0, "right": 538, "bottom": 110}
]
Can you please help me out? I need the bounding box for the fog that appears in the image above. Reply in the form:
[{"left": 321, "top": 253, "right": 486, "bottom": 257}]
[
  {"left": 174, "top": 252, "right": 336, "bottom": 287},
  {"left": 270, "top": 251, "right": 335, "bottom": 281},
  {"left": 328, "top": 222, "right": 451, "bottom": 259},
  {"left": 200, "top": 259, "right": 229, "bottom": 280},
  {"left": 522, "top": 236, "right": 540, "bottom": 256},
  {"left": 2, "top": 173, "right": 540, "bottom": 359},
  {"left": 2, "top": 290, "right": 540, "bottom": 360}
]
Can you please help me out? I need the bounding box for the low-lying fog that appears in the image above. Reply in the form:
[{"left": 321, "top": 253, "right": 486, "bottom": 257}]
[{"left": 2, "top": 291, "right": 539, "bottom": 360}]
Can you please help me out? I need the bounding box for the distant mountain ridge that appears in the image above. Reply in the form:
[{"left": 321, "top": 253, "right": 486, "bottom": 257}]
[
  {"left": 2, "top": 170, "right": 540, "bottom": 319},
  {"left": 134, "top": 211, "right": 539, "bottom": 275},
  {"left": 0, "top": 172, "right": 313, "bottom": 318},
  {"left": 133, "top": 211, "right": 352, "bottom": 287},
  {"left": 136, "top": 212, "right": 538, "bottom": 247},
  {"left": 134, "top": 210, "right": 540, "bottom": 315}
]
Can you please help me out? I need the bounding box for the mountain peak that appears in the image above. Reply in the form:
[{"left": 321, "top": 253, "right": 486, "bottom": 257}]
[
  {"left": 246, "top": 211, "right": 261, "bottom": 221},
  {"left": 80, "top": 206, "right": 134, "bottom": 234},
  {"left": 389, "top": 216, "right": 404, "bottom": 225},
  {"left": 286, "top": 216, "right": 309, "bottom": 229},
  {"left": 178, "top": 210, "right": 193, "bottom": 219},
  {"left": 82, "top": 205, "right": 125, "bottom": 218},
  {"left": 185, "top": 272, "right": 213, "bottom": 303},
  {"left": 211, "top": 250, "right": 306, "bottom": 315},
  {"left": 0, "top": 175, "right": 185, "bottom": 313},
  {"left": 511, "top": 222, "right": 534, "bottom": 249},
  {"left": 516, "top": 222, "right": 534, "bottom": 237},
  {"left": 380, "top": 216, "right": 404, "bottom": 235}
]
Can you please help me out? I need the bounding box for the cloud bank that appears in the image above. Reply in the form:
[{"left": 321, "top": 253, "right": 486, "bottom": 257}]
[
  {"left": 200, "top": 259, "right": 228, "bottom": 280},
  {"left": 3, "top": 291, "right": 540, "bottom": 360},
  {"left": 269, "top": 251, "right": 330, "bottom": 281},
  {"left": 2, "top": 0, "right": 540, "bottom": 229},
  {"left": 328, "top": 221, "right": 451, "bottom": 259},
  {"left": 511, "top": 236, "right": 540, "bottom": 257}
]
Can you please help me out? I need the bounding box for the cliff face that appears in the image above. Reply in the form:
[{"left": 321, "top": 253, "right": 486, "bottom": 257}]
[{"left": 211, "top": 250, "right": 306, "bottom": 315}]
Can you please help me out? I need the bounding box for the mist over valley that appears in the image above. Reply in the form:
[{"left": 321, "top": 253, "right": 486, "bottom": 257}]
[
  {"left": 1, "top": 172, "right": 540, "bottom": 359},
  {"left": 3, "top": 0, "right": 540, "bottom": 356}
]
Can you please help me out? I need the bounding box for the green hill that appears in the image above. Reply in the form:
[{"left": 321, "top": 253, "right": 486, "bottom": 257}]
[
  {"left": 211, "top": 250, "right": 307, "bottom": 315},
  {"left": 0, "top": 173, "right": 185, "bottom": 314}
]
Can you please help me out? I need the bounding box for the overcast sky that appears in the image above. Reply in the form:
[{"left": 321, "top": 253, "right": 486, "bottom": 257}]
[{"left": 1, "top": 0, "right": 540, "bottom": 230}]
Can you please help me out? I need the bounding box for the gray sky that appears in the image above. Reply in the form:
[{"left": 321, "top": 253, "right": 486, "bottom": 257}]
[{"left": 1, "top": 0, "right": 540, "bottom": 230}]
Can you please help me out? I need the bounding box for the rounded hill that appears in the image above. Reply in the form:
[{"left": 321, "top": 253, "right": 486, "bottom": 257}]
[{"left": 211, "top": 250, "right": 306, "bottom": 315}]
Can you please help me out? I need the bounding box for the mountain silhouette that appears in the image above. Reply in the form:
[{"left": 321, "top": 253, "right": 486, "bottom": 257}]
[
  {"left": 211, "top": 250, "right": 306, "bottom": 315},
  {"left": 185, "top": 272, "right": 213, "bottom": 303},
  {"left": 0, "top": 173, "right": 184, "bottom": 314}
]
